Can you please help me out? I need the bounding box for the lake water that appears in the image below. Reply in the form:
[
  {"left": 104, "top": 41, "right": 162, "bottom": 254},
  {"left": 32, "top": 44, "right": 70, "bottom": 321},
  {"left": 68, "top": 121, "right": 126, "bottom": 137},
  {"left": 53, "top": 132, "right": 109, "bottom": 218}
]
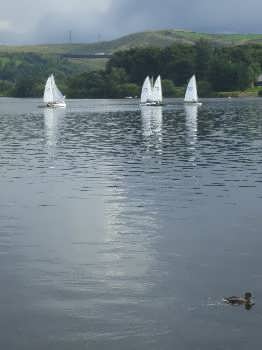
[{"left": 1, "top": 97, "right": 262, "bottom": 349}]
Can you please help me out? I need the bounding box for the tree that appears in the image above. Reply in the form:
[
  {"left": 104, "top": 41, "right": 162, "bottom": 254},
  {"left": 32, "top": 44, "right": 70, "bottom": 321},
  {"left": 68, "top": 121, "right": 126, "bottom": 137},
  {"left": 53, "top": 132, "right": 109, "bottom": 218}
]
[
  {"left": 195, "top": 39, "right": 213, "bottom": 80},
  {"left": 162, "top": 79, "right": 176, "bottom": 97}
]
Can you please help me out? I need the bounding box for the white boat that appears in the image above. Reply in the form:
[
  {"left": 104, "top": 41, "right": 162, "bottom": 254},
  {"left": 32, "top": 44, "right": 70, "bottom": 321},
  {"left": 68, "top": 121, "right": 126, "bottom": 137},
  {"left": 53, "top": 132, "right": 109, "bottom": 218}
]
[
  {"left": 140, "top": 75, "right": 163, "bottom": 106},
  {"left": 43, "top": 74, "right": 66, "bottom": 108},
  {"left": 184, "top": 75, "right": 202, "bottom": 106},
  {"left": 141, "top": 76, "right": 153, "bottom": 105},
  {"left": 152, "top": 75, "right": 163, "bottom": 105}
]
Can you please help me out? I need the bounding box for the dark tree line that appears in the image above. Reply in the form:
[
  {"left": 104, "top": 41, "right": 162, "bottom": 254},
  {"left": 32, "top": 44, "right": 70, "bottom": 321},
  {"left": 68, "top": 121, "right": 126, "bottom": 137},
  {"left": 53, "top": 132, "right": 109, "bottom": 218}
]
[
  {"left": 66, "top": 41, "right": 262, "bottom": 98},
  {"left": 0, "top": 41, "right": 262, "bottom": 98},
  {"left": 105, "top": 41, "right": 261, "bottom": 95},
  {"left": 0, "top": 52, "right": 83, "bottom": 97}
]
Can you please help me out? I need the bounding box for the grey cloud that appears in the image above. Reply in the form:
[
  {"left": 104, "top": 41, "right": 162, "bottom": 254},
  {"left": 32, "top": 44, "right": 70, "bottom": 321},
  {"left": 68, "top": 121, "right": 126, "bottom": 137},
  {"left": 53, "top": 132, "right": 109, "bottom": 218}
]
[{"left": 0, "top": 0, "right": 262, "bottom": 44}]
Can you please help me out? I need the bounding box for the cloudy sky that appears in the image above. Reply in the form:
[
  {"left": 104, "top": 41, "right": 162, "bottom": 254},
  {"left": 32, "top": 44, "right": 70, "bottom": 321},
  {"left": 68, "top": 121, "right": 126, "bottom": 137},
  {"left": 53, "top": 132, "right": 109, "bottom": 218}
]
[{"left": 0, "top": 0, "right": 262, "bottom": 44}]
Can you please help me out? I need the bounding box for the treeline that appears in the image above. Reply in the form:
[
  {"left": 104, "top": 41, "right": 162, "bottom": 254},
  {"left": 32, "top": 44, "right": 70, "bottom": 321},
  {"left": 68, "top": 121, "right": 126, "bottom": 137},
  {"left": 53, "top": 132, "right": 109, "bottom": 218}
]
[
  {"left": 68, "top": 41, "right": 262, "bottom": 98},
  {"left": 1, "top": 41, "right": 262, "bottom": 98},
  {"left": 0, "top": 52, "right": 83, "bottom": 97}
]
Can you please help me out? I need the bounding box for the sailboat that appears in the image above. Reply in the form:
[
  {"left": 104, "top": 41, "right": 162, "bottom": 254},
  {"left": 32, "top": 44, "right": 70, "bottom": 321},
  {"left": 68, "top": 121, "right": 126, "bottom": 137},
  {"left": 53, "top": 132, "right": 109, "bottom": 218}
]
[
  {"left": 140, "top": 75, "right": 163, "bottom": 106},
  {"left": 152, "top": 75, "right": 163, "bottom": 105},
  {"left": 141, "top": 76, "right": 153, "bottom": 105},
  {"left": 43, "top": 74, "right": 66, "bottom": 108},
  {"left": 184, "top": 75, "right": 202, "bottom": 106}
]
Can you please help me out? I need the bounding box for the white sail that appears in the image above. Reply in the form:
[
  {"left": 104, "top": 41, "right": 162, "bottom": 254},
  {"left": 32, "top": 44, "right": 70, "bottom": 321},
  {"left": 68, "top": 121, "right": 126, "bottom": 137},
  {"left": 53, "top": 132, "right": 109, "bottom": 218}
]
[
  {"left": 141, "top": 76, "right": 153, "bottom": 103},
  {"left": 184, "top": 75, "right": 198, "bottom": 103},
  {"left": 43, "top": 76, "right": 53, "bottom": 103},
  {"left": 50, "top": 75, "right": 64, "bottom": 102},
  {"left": 152, "top": 75, "right": 163, "bottom": 103},
  {"left": 150, "top": 77, "right": 154, "bottom": 89},
  {"left": 43, "top": 74, "right": 65, "bottom": 106}
]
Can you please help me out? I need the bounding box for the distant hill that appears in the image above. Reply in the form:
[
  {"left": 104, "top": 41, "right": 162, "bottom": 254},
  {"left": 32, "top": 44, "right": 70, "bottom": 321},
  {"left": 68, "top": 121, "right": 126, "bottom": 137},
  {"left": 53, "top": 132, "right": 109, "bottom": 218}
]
[
  {"left": 1, "top": 29, "right": 262, "bottom": 76},
  {"left": 0, "top": 29, "right": 262, "bottom": 56},
  {"left": 1, "top": 30, "right": 262, "bottom": 56}
]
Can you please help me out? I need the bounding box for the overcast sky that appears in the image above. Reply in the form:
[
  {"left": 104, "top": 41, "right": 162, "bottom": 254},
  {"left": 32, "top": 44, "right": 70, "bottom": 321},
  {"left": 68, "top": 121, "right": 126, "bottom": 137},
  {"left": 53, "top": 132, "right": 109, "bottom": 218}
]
[{"left": 1, "top": 0, "right": 262, "bottom": 44}]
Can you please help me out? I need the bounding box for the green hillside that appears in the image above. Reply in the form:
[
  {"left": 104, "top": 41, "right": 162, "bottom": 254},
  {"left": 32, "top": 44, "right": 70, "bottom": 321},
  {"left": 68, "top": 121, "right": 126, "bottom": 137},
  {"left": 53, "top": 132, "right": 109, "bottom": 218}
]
[
  {"left": 2, "top": 30, "right": 262, "bottom": 99},
  {"left": 1, "top": 30, "right": 262, "bottom": 56}
]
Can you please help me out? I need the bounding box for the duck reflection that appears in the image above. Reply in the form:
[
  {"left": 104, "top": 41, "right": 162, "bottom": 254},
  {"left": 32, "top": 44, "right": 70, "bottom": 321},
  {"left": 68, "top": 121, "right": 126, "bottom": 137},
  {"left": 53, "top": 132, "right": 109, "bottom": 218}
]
[
  {"left": 44, "top": 107, "right": 65, "bottom": 160},
  {"left": 141, "top": 106, "right": 163, "bottom": 154}
]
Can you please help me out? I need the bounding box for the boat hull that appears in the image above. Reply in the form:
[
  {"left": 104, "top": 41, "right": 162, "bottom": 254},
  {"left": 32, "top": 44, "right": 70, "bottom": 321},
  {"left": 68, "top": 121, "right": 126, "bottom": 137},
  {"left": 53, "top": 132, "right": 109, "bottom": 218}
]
[
  {"left": 184, "top": 101, "right": 202, "bottom": 106},
  {"left": 141, "top": 101, "right": 163, "bottom": 107},
  {"left": 46, "top": 102, "right": 66, "bottom": 108}
]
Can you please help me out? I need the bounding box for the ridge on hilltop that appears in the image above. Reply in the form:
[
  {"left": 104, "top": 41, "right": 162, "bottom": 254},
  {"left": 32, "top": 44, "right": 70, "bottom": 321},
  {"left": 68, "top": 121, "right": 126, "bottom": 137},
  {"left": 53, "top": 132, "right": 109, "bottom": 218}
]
[{"left": 1, "top": 29, "right": 262, "bottom": 55}]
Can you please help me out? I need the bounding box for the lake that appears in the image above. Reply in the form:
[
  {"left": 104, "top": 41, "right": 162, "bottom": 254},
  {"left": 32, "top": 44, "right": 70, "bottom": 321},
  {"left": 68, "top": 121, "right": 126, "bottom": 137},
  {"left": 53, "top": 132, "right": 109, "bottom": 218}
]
[{"left": 0, "top": 97, "right": 262, "bottom": 349}]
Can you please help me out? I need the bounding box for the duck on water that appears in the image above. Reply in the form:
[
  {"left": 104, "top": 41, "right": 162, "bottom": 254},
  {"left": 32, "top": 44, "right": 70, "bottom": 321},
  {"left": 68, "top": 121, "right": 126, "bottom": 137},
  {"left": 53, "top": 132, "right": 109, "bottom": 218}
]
[{"left": 223, "top": 292, "right": 255, "bottom": 310}]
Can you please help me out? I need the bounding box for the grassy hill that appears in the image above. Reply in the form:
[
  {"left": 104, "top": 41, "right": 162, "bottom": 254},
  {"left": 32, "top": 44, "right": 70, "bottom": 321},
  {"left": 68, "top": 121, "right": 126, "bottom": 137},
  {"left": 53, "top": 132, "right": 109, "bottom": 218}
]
[{"left": 1, "top": 30, "right": 262, "bottom": 56}]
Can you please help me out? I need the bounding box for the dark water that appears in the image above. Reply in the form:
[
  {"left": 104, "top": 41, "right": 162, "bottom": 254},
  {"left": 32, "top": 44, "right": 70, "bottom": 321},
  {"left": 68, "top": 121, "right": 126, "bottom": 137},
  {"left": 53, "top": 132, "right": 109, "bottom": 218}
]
[{"left": 1, "top": 97, "right": 262, "bottom": 349}]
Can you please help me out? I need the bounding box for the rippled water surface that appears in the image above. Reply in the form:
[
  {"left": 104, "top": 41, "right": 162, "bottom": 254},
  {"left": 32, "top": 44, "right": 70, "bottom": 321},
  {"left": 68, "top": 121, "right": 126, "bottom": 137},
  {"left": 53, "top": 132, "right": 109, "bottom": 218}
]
[{"left": 1, "top": 97, "right": 262, "bottom": 349}]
